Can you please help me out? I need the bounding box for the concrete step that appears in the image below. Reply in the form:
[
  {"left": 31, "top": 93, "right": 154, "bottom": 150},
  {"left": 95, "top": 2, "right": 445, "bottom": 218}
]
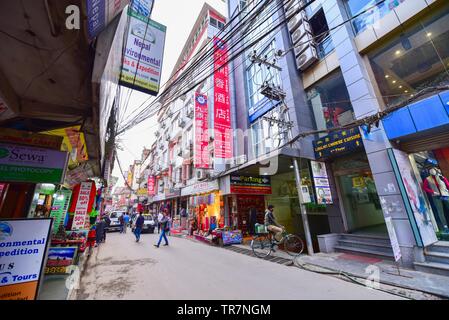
[
  {"left": 424, "top": 251, "right": 449, "bottom": 265},
  {"left": 340, "top": 233, "right": 391, "bottom": 246},
  {"left": 426, "top": 242, "right": 449, "bottom": 255},
  {"left": 334, "top": 245, "right": 395, "bottom": 260},
  {"left": 414, "top": 261, "right": 449, "bottom": 277},
  {"left": 337, "top": 239, "right": 394, "bottom": 254}
]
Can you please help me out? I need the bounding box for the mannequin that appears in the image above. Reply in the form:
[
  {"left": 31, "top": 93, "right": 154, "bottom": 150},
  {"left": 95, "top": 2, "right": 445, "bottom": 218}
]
[{"left": 423, "top": 168, "right": 449, "bottom": 231}]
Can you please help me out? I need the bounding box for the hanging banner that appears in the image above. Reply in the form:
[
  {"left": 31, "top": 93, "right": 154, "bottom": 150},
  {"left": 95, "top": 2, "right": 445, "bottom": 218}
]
[
  {"left": 311, "top": 161, "right": 333, "bottom": 205},
  {"left": 0, "top": 219, "right": 52, "bottom": 300},
  {"left": 0, "top": 144, "right": 69, "bottom": 184},
  {"left": 72, "top": 182, "right": 94, "bottom": 231},
  {"left": 119, "top": 9, "right": 167, "bottom": 96},
  {"left": 49, "top": 190, "right": 72, "bottom": 234},
  {"left": 194, "top": 93, "right": 210, "bottom": 169},
  {"left": 130, "top": 0, "right": 154, "bottom": 17},
  {"left": 148, "top": 175, "right": 156, "bottom": 196},
  {"left": 213, "top": 37, "right": 233, "bottom": 160}
]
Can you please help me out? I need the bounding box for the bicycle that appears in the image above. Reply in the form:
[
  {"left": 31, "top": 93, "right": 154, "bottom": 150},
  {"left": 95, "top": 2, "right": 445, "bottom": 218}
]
[{"left": 251, "top": 226, "right": 304, "bottom": 258}]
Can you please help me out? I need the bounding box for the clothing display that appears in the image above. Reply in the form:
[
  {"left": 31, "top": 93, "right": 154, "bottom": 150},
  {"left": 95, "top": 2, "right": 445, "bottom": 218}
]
[{"left": 423, "top": 168, "right": 449, "bottom": 231}]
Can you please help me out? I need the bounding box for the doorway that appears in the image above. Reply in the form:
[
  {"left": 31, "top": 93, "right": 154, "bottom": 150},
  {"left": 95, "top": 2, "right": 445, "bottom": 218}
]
[{"left": 333, "top": 153, "right": 387, "bottom": 236}]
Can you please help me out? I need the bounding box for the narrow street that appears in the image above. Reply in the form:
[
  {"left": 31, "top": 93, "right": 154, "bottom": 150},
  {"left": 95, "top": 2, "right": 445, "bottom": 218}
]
[{"left": 76, "top": 231, "right": 403, "bottom": 300}]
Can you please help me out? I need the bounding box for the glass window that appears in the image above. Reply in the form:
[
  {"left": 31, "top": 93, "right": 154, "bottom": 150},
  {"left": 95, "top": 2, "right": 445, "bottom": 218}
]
[
  {"left": 307, "top": 70, "right": 354, "bottom": 136},
  {"left": 368, "top": 6, "right": 449, "bottom": 107},
  {"left": 344, "top": 0, "right": 407, "bottom": 35},
  {"left": 210, "top": 17, "right": 218, "bottom": 28},
  {"left": 309, "top": 8, "right": 335, "bottom": 59}
]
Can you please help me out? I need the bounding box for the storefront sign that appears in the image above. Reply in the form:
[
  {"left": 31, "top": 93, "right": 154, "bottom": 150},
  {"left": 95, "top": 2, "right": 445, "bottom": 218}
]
[
  {"left": 0, "top": 144, "right": 69, "bottom": 184},
  {"left": 72, "top": 182, "right": 94, "bottom": 231},
  {"left": 385, "top": 217, "right": 402, "bottom": 262},
  {"left": 230, "top": 174, "right": 272, "bottom": 195},
  {"left": 313, "top": 128, "right": 364, "bottom": 159},
  {"left": 0, "top": 128, "right": 63, "bottom": 150},
  {"left": 147, "top": 175, "right": 156, "bottom": 196},
  {"left": 165, "top": 188, "right": 181, "bottom": 199},
  {"left": 311, "top": 161, "right": 333, "bottom": 205},
  {"left": 136, "top": 188, "right": 148, "bottom": 196},
  {"left": 194, "top": 93, "right": 210, "bottom": 169},
  {"left": 50, "top": 190, "right": 72, "bottom": 234},
  {"left": 119, "top": 9, "right": 167, "bottom": 96},
  {"left": 45, "top": 247, "right": 78, "bottom": 275},
  {"left": 181, "top": 181, "right": 219, "bottom": 197},
  {"left": 0, "top": 219, "right": 52, "bottom": 300},
  {"left": 213, "top": 37, "right": 232, "bottom": 160},
  {"left": 87, "top": 0, "right": 129, "bottom": 39}
]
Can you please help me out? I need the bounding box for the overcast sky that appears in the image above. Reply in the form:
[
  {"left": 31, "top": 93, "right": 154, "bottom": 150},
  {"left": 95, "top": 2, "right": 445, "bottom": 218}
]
[{"left": 112, "top": 0, "right": 227, "bottom": 187}]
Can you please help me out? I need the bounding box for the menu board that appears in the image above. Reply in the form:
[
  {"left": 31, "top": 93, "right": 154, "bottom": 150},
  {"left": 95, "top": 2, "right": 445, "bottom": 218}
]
[{"left": 311, "top": 161, "right": 333, "bottom": 205}]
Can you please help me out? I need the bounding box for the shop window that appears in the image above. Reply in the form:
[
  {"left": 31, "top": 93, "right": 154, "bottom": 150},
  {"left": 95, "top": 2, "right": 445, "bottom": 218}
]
[
  {"left": 344, "top": 0, "right": 407, "bottom": 35},
  {"left": 307, "top": 70, "right": 354, "bottom": 136},
  {"left": 309, "top": 8, "right": 334, "bottom": 59},
  {"left": 368, "top": 5, "right": 449, "bottom": 107}
]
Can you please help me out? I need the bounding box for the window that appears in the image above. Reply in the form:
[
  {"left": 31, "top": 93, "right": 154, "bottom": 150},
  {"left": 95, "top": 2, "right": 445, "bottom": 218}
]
[
  {"left": 344, "top": 0, "right": 407, "bottom": 35},
  {"left": 368, "top": 5, "right": 449, "bottom": 106},
  {"left": 210, "top": 17, "right": 218, "bottom": 28},
  {"left": 309, "top": 8, "right": 334, "bottom": 59},
  {"left": 307, "top": 70, "right": 354, "bottom": 136},
  {"left": 218, "top": 21, "right": 225, "bottom": 30}
]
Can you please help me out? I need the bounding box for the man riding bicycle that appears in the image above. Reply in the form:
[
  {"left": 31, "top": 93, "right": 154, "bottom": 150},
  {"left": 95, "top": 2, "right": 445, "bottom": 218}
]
[{"left": 264, "top": 205, "right": 284, "bottom": 242}]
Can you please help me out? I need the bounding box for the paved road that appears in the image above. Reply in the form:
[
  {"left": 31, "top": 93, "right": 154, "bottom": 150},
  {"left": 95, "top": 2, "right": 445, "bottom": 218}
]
[{"left": 76, "top": 230, "right": 404, "bottom": 300}]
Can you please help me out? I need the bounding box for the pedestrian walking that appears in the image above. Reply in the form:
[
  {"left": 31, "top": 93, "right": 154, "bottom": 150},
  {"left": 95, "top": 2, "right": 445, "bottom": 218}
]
[
  {"left": 134, "top": 212, "right": 145, "bottom": 242},
  {"left": 123, "top": 213, "right": 130, "bottom": 234},
  {"left": 95, "top": 218, "right": 106, "bottom": 245},
  {"left": 119, "top": 214, "right": 125, "bottom": 234},
  {"left": 154, "top": 210, "right": 171, "bottom": 248},
  {"left": 103, "top": 214, "right": 111, "bottom": 242},
  {"left": 157, "top": 211, "right": 164, "bottom": 234}
]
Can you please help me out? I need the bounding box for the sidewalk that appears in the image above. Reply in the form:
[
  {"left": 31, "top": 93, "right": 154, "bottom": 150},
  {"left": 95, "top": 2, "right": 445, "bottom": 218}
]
[{"left": 170, "top": 232, "right": 449, "bottom": 299}]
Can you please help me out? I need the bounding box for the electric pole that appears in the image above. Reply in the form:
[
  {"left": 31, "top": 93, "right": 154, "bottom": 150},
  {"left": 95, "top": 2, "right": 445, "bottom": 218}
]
[{"left": 252, "top": 51, "right": 314, "bottom": 255}]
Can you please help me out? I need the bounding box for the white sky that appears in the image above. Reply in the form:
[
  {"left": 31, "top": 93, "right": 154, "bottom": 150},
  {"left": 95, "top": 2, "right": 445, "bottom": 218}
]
[{"left": 113, "top": 0, "right": 227, "bottom": 187}]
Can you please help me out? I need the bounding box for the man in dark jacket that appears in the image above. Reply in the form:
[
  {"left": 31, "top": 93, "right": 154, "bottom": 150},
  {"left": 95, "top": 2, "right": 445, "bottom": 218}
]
[
  {"left": 103, "top": 215, "right": 111, "bottom": 242},
  {"left": 154, "top": 211, "right": 171, "bottom": 248},
  {"left": 134, "top": 213, "right": 145, "bottom": 242},
  {"left": 264, "top": 205, "right": 284, "bottom": 242}
]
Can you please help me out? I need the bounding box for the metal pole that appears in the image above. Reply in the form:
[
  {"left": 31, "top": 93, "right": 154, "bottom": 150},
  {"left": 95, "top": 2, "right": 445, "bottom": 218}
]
[{"left": 293, "top": 159, "right": 314, "bottom": 256}]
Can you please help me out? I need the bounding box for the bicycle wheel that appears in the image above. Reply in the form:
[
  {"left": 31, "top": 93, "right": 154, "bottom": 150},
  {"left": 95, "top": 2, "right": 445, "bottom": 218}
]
[
  {"left": 284, "top": 234, "right": 304, "bottom": 257},
  {"left": 251, "top": 235, "right": 273, "bottom": 258}
]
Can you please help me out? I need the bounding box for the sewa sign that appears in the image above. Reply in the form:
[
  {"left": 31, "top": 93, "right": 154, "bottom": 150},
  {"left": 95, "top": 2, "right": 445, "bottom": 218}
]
[{"left": 0, "top": 144, "right": 69, "bottom": 184}]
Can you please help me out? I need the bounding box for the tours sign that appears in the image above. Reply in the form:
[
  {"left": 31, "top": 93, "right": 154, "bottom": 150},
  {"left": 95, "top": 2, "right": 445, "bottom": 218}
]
[
  {"left": 119, "top": 9, "right": 167, "bottom": 96},
  {"left": 0, "top": 219, "right": 52, "bottom": 300},
  {"left": 0, "top": 144, "right": 69, "bottom": 184}
]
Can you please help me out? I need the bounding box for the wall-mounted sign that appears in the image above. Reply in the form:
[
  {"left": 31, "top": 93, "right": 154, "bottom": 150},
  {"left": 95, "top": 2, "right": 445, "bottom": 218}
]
[
  {"left": 194, "top": 93, "right": 210, "bottom": 169},
  {"left": 86, "top": 0, "right": 129, "bottom": 39},
  {"left": 313, "top": 128, "right": 364, "bottom": 159},
  {"left": 71, "top": 182, "right": 95, "bottom": 231},
  {"left": 50, "top": 190, "right": 72, "bottom": 234},
  {"left": 181, "top": 181, "right": 219, "bottom": 197},
  {"left": 385, "top": 217, "right": 402, "bottom": 262},
  {"left": 248, "top": 97, "right": 280, "bottom": 124},
  {"left": 0, "top": 219, "right": 52, "bottom": 300},
  {"left": 213, "top": 37, "right": 232, "bottom": 160},
  {"left": 0, "top": 144, "right": 69, "bottom": 184},
  {"left": 119, "top": 9, "right": 167, "bottom": 96},
  {"left": 230, "top": 174, "right": 272, "bottom": 195},
  {"left": 147, "top": 175, "right": 156, "bottom": 196},
  {"left": 45, "top": 247, "right": 78, "bottom": 275},
  {"left": 0, "top": 128, "right": 63, "bottom": 151},
  {"left": 311, "top": 161, "right": 333, "bottom": 205}
]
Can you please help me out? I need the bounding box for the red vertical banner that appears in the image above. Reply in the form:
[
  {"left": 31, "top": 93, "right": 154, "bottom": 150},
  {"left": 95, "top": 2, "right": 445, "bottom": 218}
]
[
  {"left": 213, "top": 36, "right": 232, "bottom": 160},
  {"left": 194, "top": 93, "right": 210, "bottom": 168},
  {"left": 148, "top": 176, "right": 156, "bottom": 196}
]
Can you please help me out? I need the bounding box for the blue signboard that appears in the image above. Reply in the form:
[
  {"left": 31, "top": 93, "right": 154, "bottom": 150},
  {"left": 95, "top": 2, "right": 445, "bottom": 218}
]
[
  {"left": 130, "top": 0, "right": 154, "bottom": 17},
  {"left": 222, "top": 230, "right": 243, "bottom": 245},
  {"left": 248, "top": 97, "right": 280, "bottom": 123},
  {"left": 87, "top": 0, "right": 106, "bottom": 39},
  {"left": 313, "top": 128, "right": 364, "bottom": 159}
]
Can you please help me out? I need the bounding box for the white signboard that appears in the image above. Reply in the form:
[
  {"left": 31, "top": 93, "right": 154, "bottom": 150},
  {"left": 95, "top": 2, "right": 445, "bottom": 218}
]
[
  {"left": 119, "top": 9, "right": 167, "bottom": 96},
  {"left": 0, "top": 219, "right": 52, "bottom": 300},
  {"left": 72, "top": 182, "right": 93, "bottom": 231},
  {"left": 181, "top": 181, "right": 220, "bottom": 197},
  {"left": 385, "top": 217, "right": 402, "bottom": 262},
  {"left": 311, "top": 161, "right": 333, "bottom": 205}
]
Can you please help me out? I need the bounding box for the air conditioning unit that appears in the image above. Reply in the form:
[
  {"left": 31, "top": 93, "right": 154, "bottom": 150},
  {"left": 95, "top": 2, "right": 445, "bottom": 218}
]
[
  {"left": 291, "top": 22, "right": 312, "bottom": 44},
  {"left": 196, "top": 170, "right": 210, "bottom": 181},
  {"left": 161, "top": 122, "right": 166, "bottom": 129},
  {"left": 285, "top": 2, "right": 300, "bottom": 19},
  {"left": 177, "top": 149, "right": 182, "bottom": 156},
  {"left": 287, "top": 11, "right": 308, "bottom": 33},
  {"left": 296, "top": 46, "right": 318, "bottom": 71},
  {"left": 294, "top": 33, "right": 314, "bottom": 56},
  {"left": 283, "top": 0, "right": 297, "bottom": 9},
  {"left": 186, "top": 108, "right": 194, "bottom": 118},
  {"left": 178, "top": 118, "right": 186, "bottom": 128},
  {"left": 155, "top": 131, "right": 160, "bottom": 137}
]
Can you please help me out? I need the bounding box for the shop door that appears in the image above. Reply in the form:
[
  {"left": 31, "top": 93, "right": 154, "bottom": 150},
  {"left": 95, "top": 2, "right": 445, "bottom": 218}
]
[{"left": 333, "top": 155, "right": 387, "bottom": 235}]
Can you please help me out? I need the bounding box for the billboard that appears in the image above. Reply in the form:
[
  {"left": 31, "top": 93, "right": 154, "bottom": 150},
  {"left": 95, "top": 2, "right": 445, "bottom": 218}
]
[
  {"left": 119, "top": 9, "right": 167, "bottom": 96},
  {"left": 194, "top": 93, "right": 210, "bottom": 169},
  {"left": 147, "top": 175, "right": 156, "bottom": 196},
  {"left": 213, "top": 37, "right": 232, "bottom": 160},
  {"left": 0, "top": 219, "right": 52, "bottom": 300}
]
